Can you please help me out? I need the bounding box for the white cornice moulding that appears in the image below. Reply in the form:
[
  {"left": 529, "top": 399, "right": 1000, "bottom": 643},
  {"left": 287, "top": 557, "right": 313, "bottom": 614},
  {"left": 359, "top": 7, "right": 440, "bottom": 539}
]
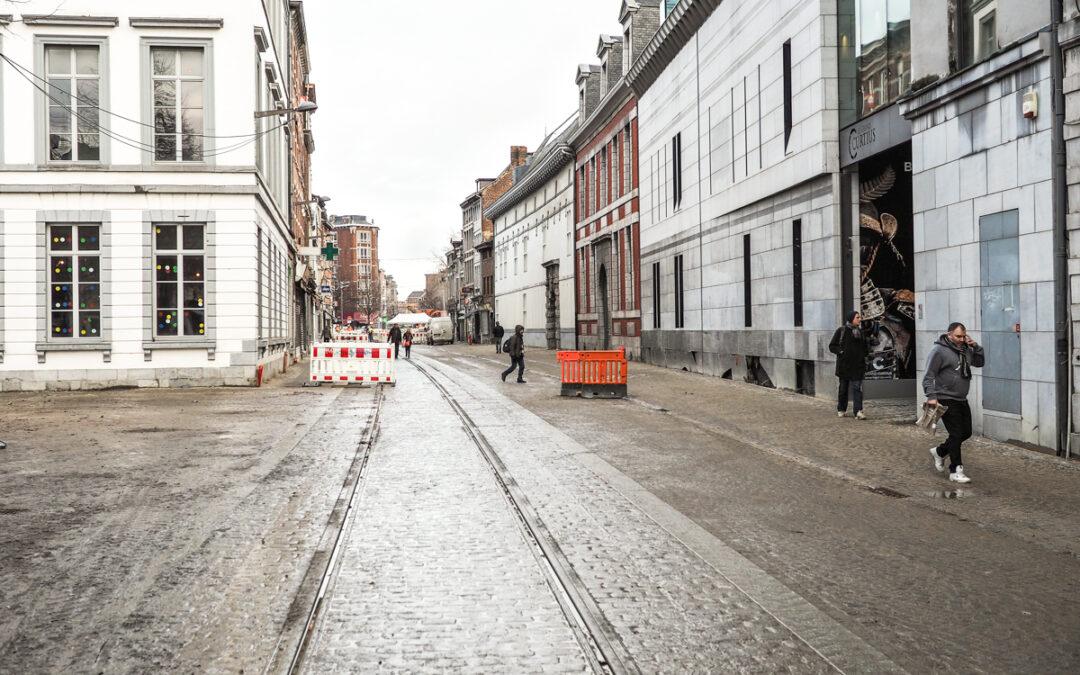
[
  {"left": 254, "top": 26, "right": 271, "bottom": 52},
  {"left": 21, "top": 14, "right": 119, "bottom": 27},
  {"left": 129, "top": 17, "right": 224, "bottom": 29}
]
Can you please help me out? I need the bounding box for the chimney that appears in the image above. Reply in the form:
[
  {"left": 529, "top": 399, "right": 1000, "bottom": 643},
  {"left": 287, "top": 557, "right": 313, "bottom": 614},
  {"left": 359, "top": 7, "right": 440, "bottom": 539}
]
[
  {"left": 510, "top": 145, "right": 529, "bottom": 167},
  {"left": 576, "top": 64, "right": 602, "bottom": 122}
]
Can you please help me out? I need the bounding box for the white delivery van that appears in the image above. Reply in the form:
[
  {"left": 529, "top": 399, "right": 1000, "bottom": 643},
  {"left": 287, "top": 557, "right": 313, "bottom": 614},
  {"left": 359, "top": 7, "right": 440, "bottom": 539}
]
[{"left": 430, "top": 317, "right": 453, "bottom": 345}]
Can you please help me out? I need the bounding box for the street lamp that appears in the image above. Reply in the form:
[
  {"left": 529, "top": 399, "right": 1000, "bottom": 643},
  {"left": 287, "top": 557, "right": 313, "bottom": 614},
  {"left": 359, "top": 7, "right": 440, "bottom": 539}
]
[{"left": 254, "top": 99, "right": 318, "bottom": 119}]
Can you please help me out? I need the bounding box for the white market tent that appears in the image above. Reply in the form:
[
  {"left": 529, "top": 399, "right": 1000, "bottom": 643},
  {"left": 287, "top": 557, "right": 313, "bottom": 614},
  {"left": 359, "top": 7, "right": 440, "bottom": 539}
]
[{"left": 387, "top": 313, "right": 431, "bottom": 325}]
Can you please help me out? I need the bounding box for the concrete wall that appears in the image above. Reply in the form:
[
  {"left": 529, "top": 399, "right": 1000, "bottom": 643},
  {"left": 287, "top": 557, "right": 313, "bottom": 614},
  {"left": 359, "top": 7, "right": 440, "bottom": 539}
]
[
  {"left": 902, "top": 35, "right": 1055, "bottom": 447},
  {"left": 910, "top": 0, "right": 951, "bottom": 80},
  {"left": 636, "top": 0, "right": 844, "bottom": 394}
]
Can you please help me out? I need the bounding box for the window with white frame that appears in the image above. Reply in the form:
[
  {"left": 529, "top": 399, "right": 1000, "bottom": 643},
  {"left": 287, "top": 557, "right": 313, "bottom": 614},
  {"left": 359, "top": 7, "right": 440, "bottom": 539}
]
[
  {"left": 151, "top": 47, "right": 205, "bottom": 162},
  {"left": 154, "top": 223, "right": 206, "bottom": 337},
  {"left": 622, "top": 125, "right": 632, "bottom": 195},
  {"left": 49, "top": 224, "right": 101, "bottom": 338},
  {"left": 45, "top": 46, "right": 101, "bottom": 162},
  {"left": 359, "top": 231, "right": 369, "bottom": 242},
  {"left": 359, "top": 247, "right": 370, "bottom": 260},
  {"left": 523, "top": 235, "right": 529, "bottom": 270}
]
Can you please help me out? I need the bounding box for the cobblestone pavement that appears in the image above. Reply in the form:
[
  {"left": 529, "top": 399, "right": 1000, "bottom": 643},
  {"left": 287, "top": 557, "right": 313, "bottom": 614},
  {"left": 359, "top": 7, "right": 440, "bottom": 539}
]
[
  {"left": 423, "top": 344, "right": 1080, "bottom": 673},
  {"left": 0, "top": 367, "right": 377, "bottom": 673},
  {"left": 303, "top": 363, "right": 592, "bottom": 673}
]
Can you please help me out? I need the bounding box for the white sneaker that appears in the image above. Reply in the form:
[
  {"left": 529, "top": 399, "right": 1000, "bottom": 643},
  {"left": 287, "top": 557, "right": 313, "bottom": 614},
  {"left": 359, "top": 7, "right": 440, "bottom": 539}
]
[
  {"left": 837, "top": 411, "right": 847, "bottom": 418},
  {"left": 949, "top": 465, "right": 971, "bottom": 483},
  {"left": 930, "top": 447, "right": 946, "bottom": 473},
  {"left": 855, "top": 411, "right": 866, "bottom": 420}
]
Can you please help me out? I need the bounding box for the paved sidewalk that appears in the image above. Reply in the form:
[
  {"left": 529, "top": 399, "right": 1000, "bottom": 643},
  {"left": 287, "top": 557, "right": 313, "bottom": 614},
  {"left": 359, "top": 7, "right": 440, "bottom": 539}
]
[
  {"left": 413, "top": 355, "right": 893, "bottom": 673},
  {"left": 304, "top": 364, "right": 591, "bottom": 673},
  {"left": 422, "top": 344, "right": 1080, "bottom": 673}
]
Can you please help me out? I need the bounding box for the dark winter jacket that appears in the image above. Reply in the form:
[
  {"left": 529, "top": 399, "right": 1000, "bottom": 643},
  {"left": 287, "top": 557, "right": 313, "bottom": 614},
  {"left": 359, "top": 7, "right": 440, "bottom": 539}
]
[
  {"left": 493, "top": 324, "right": 505, "bottom": 339},
  {"left": 828, "top": 323, "right": 869, "bottom": 380},
  {"left": 388, "top": 325, "right": 402, "bottom": 344},
  {"left": 923, "top": 334, "right": 985, "bottom": 401},
  {"left": 508, "top": 325, "right": 525, "bottom": 358}
]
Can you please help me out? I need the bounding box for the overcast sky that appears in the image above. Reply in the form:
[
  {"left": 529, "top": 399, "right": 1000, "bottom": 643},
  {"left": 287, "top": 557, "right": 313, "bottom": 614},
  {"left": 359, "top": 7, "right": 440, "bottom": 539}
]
[{"left": 303, "top": 0, "right": 620, "bottom": 297}]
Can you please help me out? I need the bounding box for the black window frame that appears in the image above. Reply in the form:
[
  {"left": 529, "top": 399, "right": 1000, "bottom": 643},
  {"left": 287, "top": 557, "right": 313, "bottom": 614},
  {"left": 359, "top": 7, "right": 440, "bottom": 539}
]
[
  {"left": 792, "top": 219, "right": 803, "bottom": 327},
  {"left": 652, "top": 261, "right": 661, "bottom": 329},
  {"left": 674, "top": 254, "right": 685, "bottom": 328},
  {"left": 743, "top": 234, "right": 752, "bottom": 328},
  {"left": 782, "top": 40, "right": 793, "bottom": 152}
]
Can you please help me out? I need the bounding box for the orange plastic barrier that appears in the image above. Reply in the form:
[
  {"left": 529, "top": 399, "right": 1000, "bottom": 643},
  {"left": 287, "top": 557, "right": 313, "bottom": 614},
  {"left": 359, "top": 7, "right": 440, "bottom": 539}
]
[{"left": 556, "top": 347, "right": 628, "bottom": 398}]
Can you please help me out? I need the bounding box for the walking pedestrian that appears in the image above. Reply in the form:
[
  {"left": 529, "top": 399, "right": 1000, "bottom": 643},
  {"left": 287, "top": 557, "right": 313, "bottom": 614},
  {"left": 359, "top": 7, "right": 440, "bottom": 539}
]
[
  {"left": 493, "top": 322, "right": 505, "bottom": 354},
  {"left": 924, "top": 322, "right": 984, "bottom": 484},
  {"left": 388, "top": 324, "right": 402, "bottom": 360},
  {"left": 828, "top": 310, "right": 870, "bottom": 419},
  {"left": 403, "top": 329, "right": 414, "bottom": 359},
  {"left": 500, "top": 324, "right": 526, "bottom": 383}
]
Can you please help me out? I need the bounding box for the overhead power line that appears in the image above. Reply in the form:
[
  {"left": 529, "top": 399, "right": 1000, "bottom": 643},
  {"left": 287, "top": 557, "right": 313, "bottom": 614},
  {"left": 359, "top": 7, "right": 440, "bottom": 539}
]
[
  {"left": 0, "top": 51, "right": 286, "bottom": 140},
  {"left": 1, "top": 52, "right": 286, "bottom": 159}
]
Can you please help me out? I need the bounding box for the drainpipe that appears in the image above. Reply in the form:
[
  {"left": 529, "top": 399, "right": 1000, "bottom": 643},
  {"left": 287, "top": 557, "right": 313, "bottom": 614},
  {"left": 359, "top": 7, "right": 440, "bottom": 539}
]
[{"left": 1050, "top": 0, "right": 1070, "bottom": 457}]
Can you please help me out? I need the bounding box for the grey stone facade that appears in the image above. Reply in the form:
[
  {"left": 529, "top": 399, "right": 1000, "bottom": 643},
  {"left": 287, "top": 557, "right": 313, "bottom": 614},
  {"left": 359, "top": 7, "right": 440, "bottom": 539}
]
[{"left": 902, "top": 33, "right": 1058, "bottom": 448}]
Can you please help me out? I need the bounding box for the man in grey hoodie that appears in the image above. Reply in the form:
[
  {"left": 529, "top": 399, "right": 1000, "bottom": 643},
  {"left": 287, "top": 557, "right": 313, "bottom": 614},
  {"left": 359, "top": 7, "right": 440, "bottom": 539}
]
[{"left": 923, "top": 322, "right": 985, "bottom": 484}]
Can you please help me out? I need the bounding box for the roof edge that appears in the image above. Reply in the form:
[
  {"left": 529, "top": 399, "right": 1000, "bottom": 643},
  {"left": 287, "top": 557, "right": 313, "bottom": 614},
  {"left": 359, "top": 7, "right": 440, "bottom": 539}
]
[{"left": 626, "top": 0, "right": 723, "bottom": 97}]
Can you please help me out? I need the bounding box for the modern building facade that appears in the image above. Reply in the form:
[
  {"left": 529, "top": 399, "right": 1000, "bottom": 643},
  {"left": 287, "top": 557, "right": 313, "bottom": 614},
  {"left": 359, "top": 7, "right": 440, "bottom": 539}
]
[
  {"left": 488, "top": 118, "right": 578, "bottom": 349},
  {"left": 0, "top": 0, "right": 308, "bottom": 389},
  {"left": 330, "top": 215, "right": 380, "bottom": 324},
  {"left": 898, "top": 0, "right": 1061, "bottom": 449},
  {"left": 625, "top": 0, "right": 1074, "bottom": 453},
  {"left": 633, "top": 0, "right": 849, "bottom": 394},
  {"left": 570, "top": 1, "right": 657, "bottom": 359}
]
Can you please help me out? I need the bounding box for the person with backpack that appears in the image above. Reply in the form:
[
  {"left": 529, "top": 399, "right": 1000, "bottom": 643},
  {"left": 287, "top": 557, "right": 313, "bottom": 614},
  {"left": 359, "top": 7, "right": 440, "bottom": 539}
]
[
  {"left": 500, "top": 325, "right": 526, "bottom": 383},
  {"left": 388, "top": 324, "right": 402, "bottom": 359},
  {"left": 828, "top": 310, "right": 870, "bottom": 419},
  {"left": 403, "top": 328, "right": 414, "bottom": 359},
  {"left": 924, "top": 321, "right": 985, "bottom": 484},
  {"left": 493, "top": 322, "right": 505, "bottom": 354}
]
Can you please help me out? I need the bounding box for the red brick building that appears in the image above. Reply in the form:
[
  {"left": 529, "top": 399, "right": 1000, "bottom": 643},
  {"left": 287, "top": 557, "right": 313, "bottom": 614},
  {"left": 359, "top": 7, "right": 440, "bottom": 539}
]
[
  {"left": 571, "top": 1, "right": 660, "bottom": 358},
  {"left": 330, "top": 215, "right": 381, "bottom": 324}
]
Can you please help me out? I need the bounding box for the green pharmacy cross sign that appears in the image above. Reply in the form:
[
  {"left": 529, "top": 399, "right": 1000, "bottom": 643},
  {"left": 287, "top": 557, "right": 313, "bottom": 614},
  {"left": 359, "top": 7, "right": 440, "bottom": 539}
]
[{"left": 321, "top": 243, "right": 339, "bottom": 261}]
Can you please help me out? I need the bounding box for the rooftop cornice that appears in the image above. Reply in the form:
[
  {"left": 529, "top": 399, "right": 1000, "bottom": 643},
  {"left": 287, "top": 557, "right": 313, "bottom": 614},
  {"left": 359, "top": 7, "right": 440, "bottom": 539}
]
[
  {"left": 625, "top": 0, "right": 723, "bottom": 97},
  {"left": 129, "top": 17, "right": 224, "bottom": 29},
  {"left": 484, "top": 142, "right": 575, "bottom": 222},
  {"left": 569, "top": 78, "right": 633, "bottom": 148},
  {"left": 21, "top": 14, "right": 119, "bottom": 27}
]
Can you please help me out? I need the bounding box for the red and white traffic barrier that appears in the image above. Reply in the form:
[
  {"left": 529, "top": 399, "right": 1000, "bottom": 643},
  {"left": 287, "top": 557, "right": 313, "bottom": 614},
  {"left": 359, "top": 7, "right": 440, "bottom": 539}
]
[{"left": 309, "top": 342, "right": 396, "bottom": 385}]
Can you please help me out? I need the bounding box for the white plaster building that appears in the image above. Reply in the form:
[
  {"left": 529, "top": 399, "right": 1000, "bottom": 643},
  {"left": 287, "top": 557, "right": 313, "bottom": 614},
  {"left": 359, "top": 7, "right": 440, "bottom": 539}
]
[
  {"left": 0, "top": 1, "right": 304, "bottom": 389},
  {"left": 631, "top": 0, "right": 845, "bottom": 396},
  {"left": 488, "top": 119, "right": 577, "bottom": 349}
]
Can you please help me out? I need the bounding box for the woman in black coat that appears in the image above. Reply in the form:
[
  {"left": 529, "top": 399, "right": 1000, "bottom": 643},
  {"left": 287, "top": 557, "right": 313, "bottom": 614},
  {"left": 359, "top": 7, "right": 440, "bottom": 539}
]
[{"left": 828, "top": 310, "right": 870, "bottom": 419}]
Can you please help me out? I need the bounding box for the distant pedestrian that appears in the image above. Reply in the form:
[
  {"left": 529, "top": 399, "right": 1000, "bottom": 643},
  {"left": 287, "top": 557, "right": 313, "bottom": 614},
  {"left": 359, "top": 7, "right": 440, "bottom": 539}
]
[
  {"left": 403, "top": 329, "right": 414, "bottom": 359},
  {"left": 829, "top": 310, "right": 870, "bottom": 419},
  {"left": 388, "top": 324, "right": 402, "bottom": 359},
  {"left": 493, "top": 322, "right": 505, "bottom": 353},
  {"left": 500, "top": 324, "right": 526, "bottom": 383},
  {"left": 924, "top": 322, "right": 984, "bottom": 484}
]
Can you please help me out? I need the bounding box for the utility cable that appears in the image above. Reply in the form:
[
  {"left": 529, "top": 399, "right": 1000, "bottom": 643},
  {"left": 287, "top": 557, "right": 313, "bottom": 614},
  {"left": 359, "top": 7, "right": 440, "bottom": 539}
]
[
  {"left": 6, "top": 56, "right": 284, "bottom": 159},
  {"left": 0, "top": 51, "right": 289, "bottom": 139}
]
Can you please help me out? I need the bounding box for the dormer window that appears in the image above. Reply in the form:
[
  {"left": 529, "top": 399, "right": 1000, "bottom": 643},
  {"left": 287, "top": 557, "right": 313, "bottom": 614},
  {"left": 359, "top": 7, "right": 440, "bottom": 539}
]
[
  {"left": 624, "top": 27, "right": 632, "bottom": 71},
  {"left": 579, "top": 87, "right": 586, "bottom": 119},
  {"left": 601, "top": 60, "right": 608, "bottom": 92}
]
